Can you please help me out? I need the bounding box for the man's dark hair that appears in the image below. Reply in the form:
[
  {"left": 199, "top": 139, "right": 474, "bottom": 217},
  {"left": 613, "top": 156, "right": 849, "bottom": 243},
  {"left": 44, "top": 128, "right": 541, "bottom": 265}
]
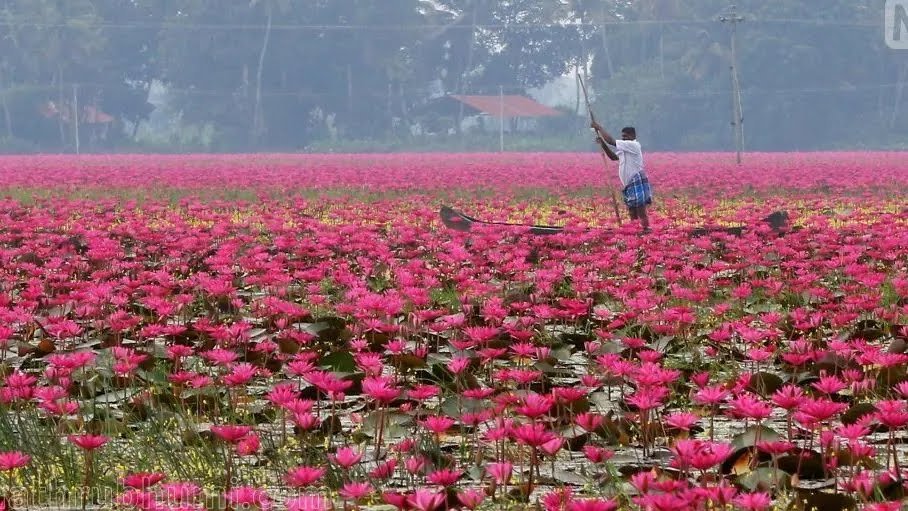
[{"left": 622, "top": 127, "right": 636, "bottom": 137}]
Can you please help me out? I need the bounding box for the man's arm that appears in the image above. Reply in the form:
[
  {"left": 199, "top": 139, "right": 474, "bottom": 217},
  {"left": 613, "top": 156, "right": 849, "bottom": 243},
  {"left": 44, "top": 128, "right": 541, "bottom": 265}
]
[
  {"left": 596, "top": 136, "right": 619, "bottom": 161},
  {"left": 591, "top": 121, "right": 616, "bottom": 146}
]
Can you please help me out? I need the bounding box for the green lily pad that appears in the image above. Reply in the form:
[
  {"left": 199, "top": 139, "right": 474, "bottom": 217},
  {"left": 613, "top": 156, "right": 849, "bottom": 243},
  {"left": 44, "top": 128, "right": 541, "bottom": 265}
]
[
  {"left": 841, "top": 402, "right": 876, "bottom": 425},
  {"left": 320, "top": 351, "right": 355, "bottom": 373},
  {"left": 738, "top": 467, "right": 791, "bottom": 492},
  {"left": 440, "top": 397, "right": 487, "bottom": 419},
  {"left": 747, "top": 372, "right": 784, "bottom": 397},
  {"left": 94, "top": 388, "right": 140, "bottom": 405},
  {"left": 731, "top": 425, "right": 780, "bottom": 452}
]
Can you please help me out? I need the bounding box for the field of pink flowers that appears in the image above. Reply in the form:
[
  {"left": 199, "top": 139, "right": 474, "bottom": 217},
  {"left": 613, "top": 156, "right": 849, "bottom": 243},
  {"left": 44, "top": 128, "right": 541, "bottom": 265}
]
[
  {"left": 2, "top": 152, "right": 908, "bottom": 193},
  {"left": 0, "top": 153, "right": 906, "bottom": 511}
]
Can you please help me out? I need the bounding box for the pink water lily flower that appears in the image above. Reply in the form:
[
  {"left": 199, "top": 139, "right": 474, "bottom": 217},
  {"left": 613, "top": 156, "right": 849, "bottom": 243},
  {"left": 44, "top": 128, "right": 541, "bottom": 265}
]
[
  {"left": 330, "top": 446, "right": 363, "bottom": 469},
  {"left": 408, "top": 489, "right": 444, "bottom": 511},
  {"left": 69, "top": 434, "right": 109, "bottom": 451},
  {"left": 0, "top": 451, "right": 30, "bottom": 471},
  {"left": 283, "top": 466, "right": 325, "bottom": 488},
  {"left": 338, "top": 481, "right": 372, "bottom": 501},
  {"left": 121, "top": 472, "right": 166, "bottom": 489},
  {"left": 210, "top": 425, "right": 252, "bottom": 443},
  {"left": 457, "top": 488, "right": 485, "bottom": 510}
]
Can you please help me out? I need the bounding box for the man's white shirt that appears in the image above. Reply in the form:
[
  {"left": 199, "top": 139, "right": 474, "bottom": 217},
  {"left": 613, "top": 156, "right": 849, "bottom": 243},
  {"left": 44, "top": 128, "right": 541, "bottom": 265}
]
[{"left": 614, "top": 139, "right": 644, "bottom": 187}]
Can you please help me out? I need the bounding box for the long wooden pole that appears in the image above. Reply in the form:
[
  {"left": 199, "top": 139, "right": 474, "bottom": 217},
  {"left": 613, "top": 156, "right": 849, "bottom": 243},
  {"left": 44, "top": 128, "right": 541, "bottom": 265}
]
[{"left": 578, "top": 74, "right": 621, "bottom": 226}]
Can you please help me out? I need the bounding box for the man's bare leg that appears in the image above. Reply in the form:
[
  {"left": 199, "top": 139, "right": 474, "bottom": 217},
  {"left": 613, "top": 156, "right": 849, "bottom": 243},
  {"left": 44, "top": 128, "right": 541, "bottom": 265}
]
[{"left": 628, "top": 206, "right": 649, "bottom": 232}]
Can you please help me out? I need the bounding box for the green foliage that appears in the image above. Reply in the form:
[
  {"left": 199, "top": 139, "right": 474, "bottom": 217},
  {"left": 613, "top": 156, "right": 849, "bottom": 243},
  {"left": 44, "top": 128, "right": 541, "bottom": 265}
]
[
  {"left": 0, "top": 136, "right": 40, "bottom": 154},
  {"left": 0, "top": 0, "right": 155, "bottom": 150},
  {"left": 0, "top": 0, "right": 904, "bottom": 152}
]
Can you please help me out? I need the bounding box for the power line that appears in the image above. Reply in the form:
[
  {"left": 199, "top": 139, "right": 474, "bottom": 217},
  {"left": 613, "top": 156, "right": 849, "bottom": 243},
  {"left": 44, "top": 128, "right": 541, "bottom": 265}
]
[
  {"left": 753, "top": 18, "right": 878, "bottom": 27},
  {"left": 0, "top": 18, "right": 882, "bottom": 31},
  {"left": 7, "top": 81, "right": 899, "bottom": 100}
]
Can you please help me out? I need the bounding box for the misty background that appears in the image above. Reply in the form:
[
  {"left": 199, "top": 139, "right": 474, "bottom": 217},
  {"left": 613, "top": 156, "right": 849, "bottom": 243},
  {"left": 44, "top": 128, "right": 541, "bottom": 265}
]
[{"left": 0, "top": 0, "right": 903, "bottom": 154}]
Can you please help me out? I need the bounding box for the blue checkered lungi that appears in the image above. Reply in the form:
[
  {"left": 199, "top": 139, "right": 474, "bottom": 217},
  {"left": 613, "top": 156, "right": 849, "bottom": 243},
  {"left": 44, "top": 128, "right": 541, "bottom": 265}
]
[{"left": 622, "top": 173, "right": 653, "bottom": 209}]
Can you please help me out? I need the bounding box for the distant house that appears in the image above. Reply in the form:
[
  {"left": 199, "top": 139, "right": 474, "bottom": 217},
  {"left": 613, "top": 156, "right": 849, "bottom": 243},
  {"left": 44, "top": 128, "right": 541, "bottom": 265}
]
[
  {"left": 40, "top": 101, "right": 115, "bottom": 125},
  {"left": 40, "top": 101, "right": 116, "bottom": 145},
  {"left": 422, "top": 94, "right": 563, "bottom": 134}
]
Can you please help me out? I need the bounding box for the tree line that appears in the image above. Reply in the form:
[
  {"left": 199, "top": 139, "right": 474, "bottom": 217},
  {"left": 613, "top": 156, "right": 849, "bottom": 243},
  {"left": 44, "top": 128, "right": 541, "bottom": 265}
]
[{"left": 0, "top": 0, "right": 903, "bottom": 153}]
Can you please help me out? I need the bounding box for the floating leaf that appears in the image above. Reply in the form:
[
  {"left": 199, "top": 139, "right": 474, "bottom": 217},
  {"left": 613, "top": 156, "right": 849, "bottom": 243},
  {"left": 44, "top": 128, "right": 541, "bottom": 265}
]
[
  {"left": 440, "top": 397, "right": 486, "bottom": 419},
  {"left": 361, "top": 411, "right": 412, "bottom": 440},
  {"left": 747, "top": 372, "right": 784, "bottom": 397},
  {"left": 465, "top": 465, "right": 483, "bottom": 482},
  {"left": 556, "top": 425, "right": 590, "bottom": 451},
  {"left": 319, "top": 415, "right": 343, "bottom": 435},
  {"left": 550, "top": 469, "right": 588, "bottom": 486},
  {"left": 277, "top": 337, "right": 300, "bottom": 355},
  {"left": 589, "top": 391, "right": 619, "bottom": 411},
  {"left": 877, "top": 365, "right": 908, "bottom": 388},
  {"left": 136, "top": 368, "right": 167, "bottom": 385},
  {"left": 652, "top": 336, "right": 675, "bottom": 353},
  {"left": 391, "top": 354, "right": 426, "bottom": 370},
  {"left": 94, "top": 388, "right": 140, "bottom": 405},
  {"left": 423, "top": 363, "right": 456, "bottom": 388},
  {"left": 557, "top": 397, "right": 590, "bottom": 416},
  {"left": 834, "top": 447, "right": 880, "bottom": 469},
  {"left": 722, "top": 447, "right": 770, "bottom": 475},
  {"left": 296, "top": 318, "right": 347, "bottom": 343},
  {"left": 534, "top": 361, "right": 574, "bottom": 377},
  {"left": 731, "top": 425, "right": 780, "bottom": 452},
  {"left": 792, "top": 478, "right": 836, "bottom": 490},
  {"left": 248, "top": 328, "right": 268, "bottom": 340},
  {"left": 738, "top": 467, "right": 791, "bottom": 492},
  {"left": 559, "top": 333, "right": 593, "bottom": 350},
  {"left": 728, "top": 449, "right": 754, "bottom": 476},
  {"left": 73, "top": 340, "right": 102, "bottom": 351},
  {"left": 37, "top": 339, "right": 55, "bottom": 354},
  {"left": 594, "top": 414, "right": 632, "bottom": 446},
  {"left": 550, "top": 346, "right": 573, "bottom": 361},
  {"left": 778, "top": 449, "right": 826, "bottom": 479},
  {"left": 841, "top": 402, "right": 876, "bottom": 425},
  {"left": 320, "top": 351, "right": 355, "bottom": 373}
]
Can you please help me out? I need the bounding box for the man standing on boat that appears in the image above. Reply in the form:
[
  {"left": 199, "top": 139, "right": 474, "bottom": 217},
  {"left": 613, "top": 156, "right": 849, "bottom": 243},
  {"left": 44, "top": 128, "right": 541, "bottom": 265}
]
[{"left": 591, "top": 121, "right": 652, "bottom": 233}]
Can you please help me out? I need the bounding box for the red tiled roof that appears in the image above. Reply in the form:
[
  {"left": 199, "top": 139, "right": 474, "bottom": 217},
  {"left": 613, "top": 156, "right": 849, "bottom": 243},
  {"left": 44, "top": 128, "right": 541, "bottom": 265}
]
[
  {"left": 450, "top": 95, "right": 563, "bottom": 118},
  {"left": 83, "top": 105, "right": 114, "bottom": 124},
  {"left": 39, "top": 101, "right": 115, "bottom": 124}
]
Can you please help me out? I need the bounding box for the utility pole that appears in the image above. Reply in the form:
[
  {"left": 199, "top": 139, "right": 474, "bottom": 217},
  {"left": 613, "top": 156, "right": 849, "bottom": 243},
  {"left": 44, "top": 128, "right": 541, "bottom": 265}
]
[
  {"left": 719, "top": 5, "right": 744, "bottom": 164},
  {"left": 72, "top": 83, "right": 80, "bottom": 155},
  {"left": 499, "top": 85, "right": 504, "bottom": 152}
]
